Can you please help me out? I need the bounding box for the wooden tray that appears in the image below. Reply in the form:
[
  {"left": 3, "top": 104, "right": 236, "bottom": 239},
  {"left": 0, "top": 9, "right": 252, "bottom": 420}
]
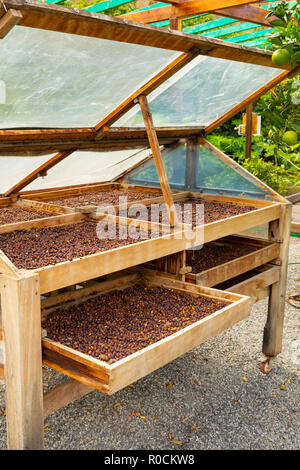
[
  {"left": 42, "top": 271, "right": 252, "bottom": 395},
  {"left": 186, "top": 235, "right": 280, "bottom": 287},
  {"left": 216, "top": 264, "right": 280, "bottom": 304}
]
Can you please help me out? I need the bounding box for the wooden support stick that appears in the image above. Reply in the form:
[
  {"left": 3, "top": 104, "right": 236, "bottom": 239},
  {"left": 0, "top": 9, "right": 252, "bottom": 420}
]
[
  {"left": 245, "top": 102, "right": 253, "bottom": 160},
  {"left": 138, "top": 95, "right": 178, "bottom": 227},
  {"left": 1, "top": 273, "right": 44, "bottom": 450},
  {"left": 263, "top": 203, "right": 292, "bottom": 357},
  {"left": 0, "top": 9, "right": 22, "bottom": 39},
  {"left": 186, "top": 138, "right": 198, "bottom": 190}
]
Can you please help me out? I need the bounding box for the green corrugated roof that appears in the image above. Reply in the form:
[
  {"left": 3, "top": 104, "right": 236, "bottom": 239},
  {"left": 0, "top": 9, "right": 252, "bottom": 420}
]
[{"left": 40, "top": 0, "right": 297, "bottom": 50}]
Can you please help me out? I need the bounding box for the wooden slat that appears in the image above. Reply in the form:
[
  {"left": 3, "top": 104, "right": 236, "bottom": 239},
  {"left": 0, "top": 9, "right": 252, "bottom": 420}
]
[
  {"left": 226, "top": 265, "right": 280, "bottom": 301},
  {"left": 0, "top": 8, "right": 22, "bottom": 39},
  {"left": 138, "top": 95, "right": 178, "bottom": 227},
  {"left": 2, "top": 0, "right": 285, "bottom": 69},
  {"left": 0, "top": 212, "right": 84, "bottom": 235}
]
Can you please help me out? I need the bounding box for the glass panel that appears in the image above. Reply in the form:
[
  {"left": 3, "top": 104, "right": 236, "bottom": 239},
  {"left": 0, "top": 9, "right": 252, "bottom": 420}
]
[
  {"left": 0, "top": 26, "right": 179, "bottom": 129},
  {"left": 116, "top": 56, "right": 280, "bottom": 127},
  {"left": 124, "top": 141, "right": 273, "bottom": 200},
  {"left": 25, "top": 148, "right": 152, "bottom": 191},
  {"left": 0, "top": 154, "right": 55, "bottom": 194}
]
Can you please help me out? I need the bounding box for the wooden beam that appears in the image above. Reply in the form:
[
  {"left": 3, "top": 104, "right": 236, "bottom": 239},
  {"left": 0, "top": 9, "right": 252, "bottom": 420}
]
[
  {"left": 138, "top": 95, "right": 178, "bottom": 227},
  {"left": 44, "top": 379, "right": 93, "bottom": 417},
  {"left": 1, "top": 273, "right": 44, "bottom": 449},
  {"left": 94, "top": 52, "right": 197, "bottom": 133},
  {"left": 1, "top": 0, "right": 284, "bottom": 70},
  {"left": 215, "top": 5, "right": 276, "bottom": 27},
  {"left": 205, "top": 70, "right": 290, "bottom": 135},
  {"left": 245, "top": 102, "right": 253, "bottom": 160},
  {"left": 0, "top": 127, "right": 204, "bottom": 154},
  {"left": 4, "top": 150, "right": 75, "bottom": 196},
  {"left": 0, "top": 9, "right": 22, "bottom": 39},
  {"left": 0, "top": 128, "right": 95, "bottom": 142},
  {"left": 119, "top": 0, "right": 262, "bottom": 23}
]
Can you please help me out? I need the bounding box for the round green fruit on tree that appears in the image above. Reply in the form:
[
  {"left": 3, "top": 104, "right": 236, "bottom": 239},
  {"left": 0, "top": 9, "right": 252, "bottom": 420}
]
[
  {"left": 272, "top": 49, "right": 291, "bottom": 66},
  {"left": 282, "top": 130, "right": 298, "bottom": 146}
]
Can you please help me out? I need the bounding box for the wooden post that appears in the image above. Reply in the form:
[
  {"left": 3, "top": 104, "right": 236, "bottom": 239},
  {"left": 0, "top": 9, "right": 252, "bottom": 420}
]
[
  {"left": 186, "top": 138, "right": 198, "bottom": 190},
  {"left": 169, "top": 12, "right": 182, "bottom": 31},
  {"left": 138, "top": 95, "right": 178, "bottom": 227},
  {"left": 1, "top": 273, "right": 44, "bottom": 450},
  {"left": 245, "top": 102, "right": 253, "bottom": 160},
  {"left": 263, "top": 203, "right": 292, "bottom": 357}
]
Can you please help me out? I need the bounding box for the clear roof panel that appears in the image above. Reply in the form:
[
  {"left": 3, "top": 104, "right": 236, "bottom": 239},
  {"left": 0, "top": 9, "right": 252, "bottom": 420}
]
[
  {"left": 123, "top": 141, "right": 274, "bottom": 200},
  {"left": 24, "top": 148, "right": 152, "bottom": 191},
  {"left": 0, "top": 26, "right": 179, "bottom": 129},
  {"left": 0, "top": 154, "right": 56, "bottom": 194},
  {"left": 115, "top": 56, "right": 280, "bottom": 128}
]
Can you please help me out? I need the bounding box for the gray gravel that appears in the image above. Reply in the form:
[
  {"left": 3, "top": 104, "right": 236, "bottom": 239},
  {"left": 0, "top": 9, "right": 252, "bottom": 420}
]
[{"left": 0, "top": 237, "right": 299, "bottom": 450}]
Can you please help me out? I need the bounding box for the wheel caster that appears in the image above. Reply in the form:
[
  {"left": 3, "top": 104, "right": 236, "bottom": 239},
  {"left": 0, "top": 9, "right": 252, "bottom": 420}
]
[{"left": 261, "top": 357, "right": 274, "bottom": 374}]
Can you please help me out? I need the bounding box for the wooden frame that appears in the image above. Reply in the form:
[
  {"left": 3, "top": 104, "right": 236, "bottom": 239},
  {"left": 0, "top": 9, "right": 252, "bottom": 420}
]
[
  {"left": 41, "top": 271, "right": 252, "bottom": 395},
  {"left": 1, "top": 0, "right": 283, "bottom": 69},
  {"left": 0, "top": 0, "right": 295, "bottom": 450}
]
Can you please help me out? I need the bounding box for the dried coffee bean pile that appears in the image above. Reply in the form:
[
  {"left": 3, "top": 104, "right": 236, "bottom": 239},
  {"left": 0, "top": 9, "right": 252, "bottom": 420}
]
[
  {"left": 42, "top": 284, "right": 226, "bottom": 363},
  {"left": 0, "top": 206, "right": 52, "bottom": 225},
  {"left": 47, "top": 190, "right": 161, "bottom": 208},
  {"left": 130, "top": 199, "right": 256, "bottom": 226},
  {"left": 215, "top": 269, "right": 260, "bottom": 290},
  {"left": 0, "top": 221, "right": 161, "bottom": 270},
  {"left": 130, "top": 198, "right": 256, "bottom": 226},
  {"left": 186, "top": 241, "right": 257, "bottom": 273}
]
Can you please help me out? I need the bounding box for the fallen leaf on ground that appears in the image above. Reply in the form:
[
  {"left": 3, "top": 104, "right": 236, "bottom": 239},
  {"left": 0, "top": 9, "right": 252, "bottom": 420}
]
[
  {"left": 280, "top": 385, "right": 286, "bottom": 391},
  {"left": 171, "top": 440, "right": 184, "bottom": 446},
  {"left": 1, "top": 410, "right": 6, "bottom": 416},
  {"left": 166, "top": 380, "right": 173, "bottom": 388},
  {"left": 181, "top": 417, "right": 189, "bottom": 423},
  {"left": 113, "top": 403, "right": 121, "bottom": 408},
  {"left": 191, "top": 425, "right": 202, "bottom": 430},
  {"left": 131, "top": 411, "right": 146, "bottom": 419},
  {"left": 242, "top": 377, "right": 247, "bottom": 382}
]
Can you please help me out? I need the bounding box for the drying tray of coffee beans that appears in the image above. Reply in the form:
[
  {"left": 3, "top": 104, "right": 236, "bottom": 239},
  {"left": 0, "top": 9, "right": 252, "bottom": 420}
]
[
  {"left": 145, "top": 235, "right": 280, "bottom": 289},
  {"left": 0, "top": 214, "right": 192, "bottom": 294},
  {"left": 41, "top": 271, "right": 252, "bottom": 395},
  {"left": 184, "top": 235, "right": 280, "bottom": 287}
]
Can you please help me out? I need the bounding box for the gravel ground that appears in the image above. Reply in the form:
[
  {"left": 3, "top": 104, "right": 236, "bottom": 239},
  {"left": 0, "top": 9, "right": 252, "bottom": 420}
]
[{"left": 0, "top": 237, "right": 299, "bottom": 450}]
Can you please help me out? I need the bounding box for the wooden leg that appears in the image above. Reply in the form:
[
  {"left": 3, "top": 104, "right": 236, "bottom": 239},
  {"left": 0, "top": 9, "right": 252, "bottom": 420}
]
[
  {"left": 1, "top": 273, "right": 44, "bottom": 450},
  {"left": 263, "top": 203, "right": 292, "bottom": 357}
]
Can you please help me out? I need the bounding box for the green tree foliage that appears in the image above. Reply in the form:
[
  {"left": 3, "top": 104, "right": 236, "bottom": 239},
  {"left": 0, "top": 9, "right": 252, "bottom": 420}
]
[{"left": 267, "top": 1, "right": 300, "bottom": 67}]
